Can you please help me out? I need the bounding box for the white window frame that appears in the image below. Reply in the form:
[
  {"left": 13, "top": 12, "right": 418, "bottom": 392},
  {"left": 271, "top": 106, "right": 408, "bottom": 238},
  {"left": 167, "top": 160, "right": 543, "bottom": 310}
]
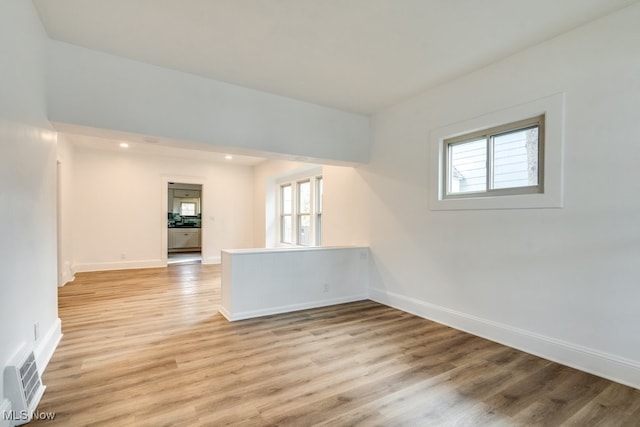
[
  {"left": 278, "top": 172, "right": 323, "bottom": 247},
  {"left": 430, "top": 93, "right": 565, "bottom": 210},
  {"left": 296, "top": 179, "right": 312, "bottom": 246},
  {"left": 315, "top": 176, "right": 323, "bottom": 245},
  {"left": 443, "top": 115, "right": 544, "bottom": 199}
]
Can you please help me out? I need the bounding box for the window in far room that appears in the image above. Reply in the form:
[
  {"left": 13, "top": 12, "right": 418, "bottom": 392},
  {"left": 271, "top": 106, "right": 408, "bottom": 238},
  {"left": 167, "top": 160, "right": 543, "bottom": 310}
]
[
  {"left": 180, "top": 201, "right": 197, "bottom": 216},
  {"left": 279, "top": 174, "right": 322, "bottom": 246}
]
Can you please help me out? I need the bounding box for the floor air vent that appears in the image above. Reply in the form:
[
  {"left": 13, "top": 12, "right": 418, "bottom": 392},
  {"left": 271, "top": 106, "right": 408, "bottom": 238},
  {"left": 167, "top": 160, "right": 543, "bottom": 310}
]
[{"left": 3, "top": 345, "right": 46, "bottom": 426}]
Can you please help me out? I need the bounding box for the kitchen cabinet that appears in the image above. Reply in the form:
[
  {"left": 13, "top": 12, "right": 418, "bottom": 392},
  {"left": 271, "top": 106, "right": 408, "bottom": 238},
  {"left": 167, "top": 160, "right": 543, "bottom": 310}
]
[
  {"left": 173, "top": 189, "right": 200, "bottom": 198},
  {"left": 168, "top": 228, "right": 201, "bottom": 250}
]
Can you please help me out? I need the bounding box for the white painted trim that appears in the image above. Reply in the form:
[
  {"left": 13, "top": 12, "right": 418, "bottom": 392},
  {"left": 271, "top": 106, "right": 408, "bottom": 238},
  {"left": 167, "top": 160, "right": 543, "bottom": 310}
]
[
  {"left": 369, "top": 288, "right": 640, "bottom": 389},
  {"left": 222, "top": 294, "right": 368, "bottom": 322},
  {"left": 429, "top": 92, "right": 565, "bottom": 210},
  {"left": 218, "top": 306, "right": 233, "bottom": 322},
  {"left": 73, "top": 259, "right": 164, "bottom": 273},
  {"left": 58, "top": 273, "right": 75, "bottom": 288},
  {"left": 58, "top": 261, "right": 75, "bottom": 287},
  {"left": 223, "top": 245, "right": 364, "bottom": 255},
  {"left": 34, "top": 318, "right": 62, "bottom": 376},
  {"left": 202, "top": 255, "right": 221, "bottom": 265}
]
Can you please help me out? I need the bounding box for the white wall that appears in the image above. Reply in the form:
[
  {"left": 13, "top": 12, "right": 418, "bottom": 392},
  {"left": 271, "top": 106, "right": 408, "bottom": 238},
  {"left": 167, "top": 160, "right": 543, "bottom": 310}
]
[
  {"left": 321, "top": 165, "right": 370, "bottom": 248},
  {"left": 0, "top": 0, "right": 61, "bottom": 407},
  {"left": 45, "top": 41, "right": 371, "bottom": 164},
  {"left": 70, "top": 142, "right": 254, "bottom": 271},
  {"left": 56, "top": 134, "right": 74, "bottom": 285},
  {"left": 364, "top": 3, "right": 640, "bottom": 387}
]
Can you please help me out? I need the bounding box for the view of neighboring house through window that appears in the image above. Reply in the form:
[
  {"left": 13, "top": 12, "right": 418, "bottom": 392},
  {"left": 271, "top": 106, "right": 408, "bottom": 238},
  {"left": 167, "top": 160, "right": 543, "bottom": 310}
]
[
  {"left": 279, "top": 175, "right": 322, "bottom": 246},
  {"left": 444, "top": 115, "right": 544, "bottom": 198}
]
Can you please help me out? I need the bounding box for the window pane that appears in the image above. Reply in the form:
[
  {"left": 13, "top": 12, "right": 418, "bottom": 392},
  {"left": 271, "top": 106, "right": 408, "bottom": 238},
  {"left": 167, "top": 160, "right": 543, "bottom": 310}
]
[
  {"left": 492, "top": 127, "right": 538, "bottom": 189},
  {"left": 298, "top": 181, "right": 311, "bottom": 214},
  {"left": 298, "top": 215, "right": 310, "bottom": 246},
  {"left": 281, "top": 215, "right": 292, "bottom": 243},
  {"left": 180, "top": 202, "right": 196, "bottom": 216},
  {"left": 281, "top": 185, "right": 292, "bottom": 214},
  {"left": 448, "top": 138, "right": 487, "bottom": 194}
]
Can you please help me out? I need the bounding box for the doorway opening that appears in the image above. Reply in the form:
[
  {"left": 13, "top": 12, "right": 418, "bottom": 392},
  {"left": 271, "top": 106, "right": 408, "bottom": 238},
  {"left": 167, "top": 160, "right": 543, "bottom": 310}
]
[{"left": 168, "top": 182, "right": 203, "bottom": 264}]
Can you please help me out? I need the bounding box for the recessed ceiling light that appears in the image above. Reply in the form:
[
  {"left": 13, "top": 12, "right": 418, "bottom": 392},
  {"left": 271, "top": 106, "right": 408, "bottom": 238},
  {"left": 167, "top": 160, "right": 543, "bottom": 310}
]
[
  {"left": 224, "top": 155, "right": 233, "bottom": 160},
  {"left": 119, "top": 142, "right": 129, "bottom": 148}
]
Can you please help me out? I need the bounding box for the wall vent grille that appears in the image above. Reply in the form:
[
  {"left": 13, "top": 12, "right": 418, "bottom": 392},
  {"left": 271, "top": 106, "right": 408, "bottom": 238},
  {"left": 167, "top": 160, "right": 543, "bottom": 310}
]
[
  {"left": 18, "top": 352, "right": 41, "bottom": 408},
  {"left": 3, "top": 345, "right": 46, "bottom": 426}
]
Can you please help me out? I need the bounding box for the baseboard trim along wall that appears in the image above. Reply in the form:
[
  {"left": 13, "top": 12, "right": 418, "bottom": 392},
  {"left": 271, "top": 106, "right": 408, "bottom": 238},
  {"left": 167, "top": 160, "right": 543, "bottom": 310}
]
[
  {"left": 202, "top": 255, "right": 221, "bottom": 265},
  {"left": 34, "top": 318, "right": 63, "bottom": 376},
  {"left": 369, "top": 288, "right": 640, "bottom": 390},
  {"left": 58, "top": 274, "right": 75, "bottom": 287},
  {"left": 59, "top": 260, "right": 75, "bottom": 287},
  {"left": 220, "top": 294, "right": 368, "bottom": 322},
  {"left": 73, "top": 259, "right": 163, "bottom": 273}
]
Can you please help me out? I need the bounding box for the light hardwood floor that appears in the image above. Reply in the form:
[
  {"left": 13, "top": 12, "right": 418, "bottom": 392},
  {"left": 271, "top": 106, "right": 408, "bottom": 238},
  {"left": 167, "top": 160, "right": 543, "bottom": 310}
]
[{"left": 32, "top": 263, "right": 640, "bottom": 426}]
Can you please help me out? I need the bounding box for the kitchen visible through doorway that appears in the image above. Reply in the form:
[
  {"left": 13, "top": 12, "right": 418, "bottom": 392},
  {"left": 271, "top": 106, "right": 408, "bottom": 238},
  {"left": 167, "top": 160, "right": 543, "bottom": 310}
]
[{"left": 168, "top": 182, "right": 203, "bottom": 264}]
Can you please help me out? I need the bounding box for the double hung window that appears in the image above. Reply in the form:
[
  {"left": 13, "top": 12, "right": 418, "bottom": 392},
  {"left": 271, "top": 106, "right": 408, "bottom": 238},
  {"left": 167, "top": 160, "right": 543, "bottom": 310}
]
[{"left": 279, "top": 175, "right": 322, "bottom": 246}]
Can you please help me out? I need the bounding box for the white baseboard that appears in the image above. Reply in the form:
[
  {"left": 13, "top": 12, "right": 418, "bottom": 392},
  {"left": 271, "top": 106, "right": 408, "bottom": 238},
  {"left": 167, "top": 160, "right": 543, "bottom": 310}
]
[
  {"left": 218, "top": 306, "right": 233, "bottom": 322},
  {"left": 34, "top": 318, "right": 62, "bottom": 375},
  {"left": 73, "top": 259, "right": 164, "bottom": 273},
  {"left": 370, "top": 288, "right": 640, "bottom": 390},
  {"left": 58, "top": 261, "right": 75, "bottom": 287},
  {"left": 58, "top": 274, "right": 75, "bottom": 287},
  {"left": 202, "top": 255, "right": 221, "bottom": 265},
  {"left": 221, "top": 294, "right": 368, "bottom": 322}
]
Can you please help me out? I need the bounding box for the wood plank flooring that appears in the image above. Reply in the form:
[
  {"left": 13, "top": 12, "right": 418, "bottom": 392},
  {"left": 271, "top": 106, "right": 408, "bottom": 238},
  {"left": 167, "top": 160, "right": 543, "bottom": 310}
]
[{"left": 32, "top": 263, "right": 640, "bottom": 426}]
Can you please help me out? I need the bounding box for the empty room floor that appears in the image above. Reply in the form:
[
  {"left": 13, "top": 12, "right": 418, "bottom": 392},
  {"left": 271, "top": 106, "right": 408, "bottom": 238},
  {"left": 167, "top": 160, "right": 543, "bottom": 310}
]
[{"left": 33, "top": 264, "right": 640, "bottom": 426}]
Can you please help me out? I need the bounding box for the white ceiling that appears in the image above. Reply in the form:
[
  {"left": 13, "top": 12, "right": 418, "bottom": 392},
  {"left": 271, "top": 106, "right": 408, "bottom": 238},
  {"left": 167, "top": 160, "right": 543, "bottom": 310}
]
[{"left": 33, "top": 0, "right": 637, "bottom": 115}]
